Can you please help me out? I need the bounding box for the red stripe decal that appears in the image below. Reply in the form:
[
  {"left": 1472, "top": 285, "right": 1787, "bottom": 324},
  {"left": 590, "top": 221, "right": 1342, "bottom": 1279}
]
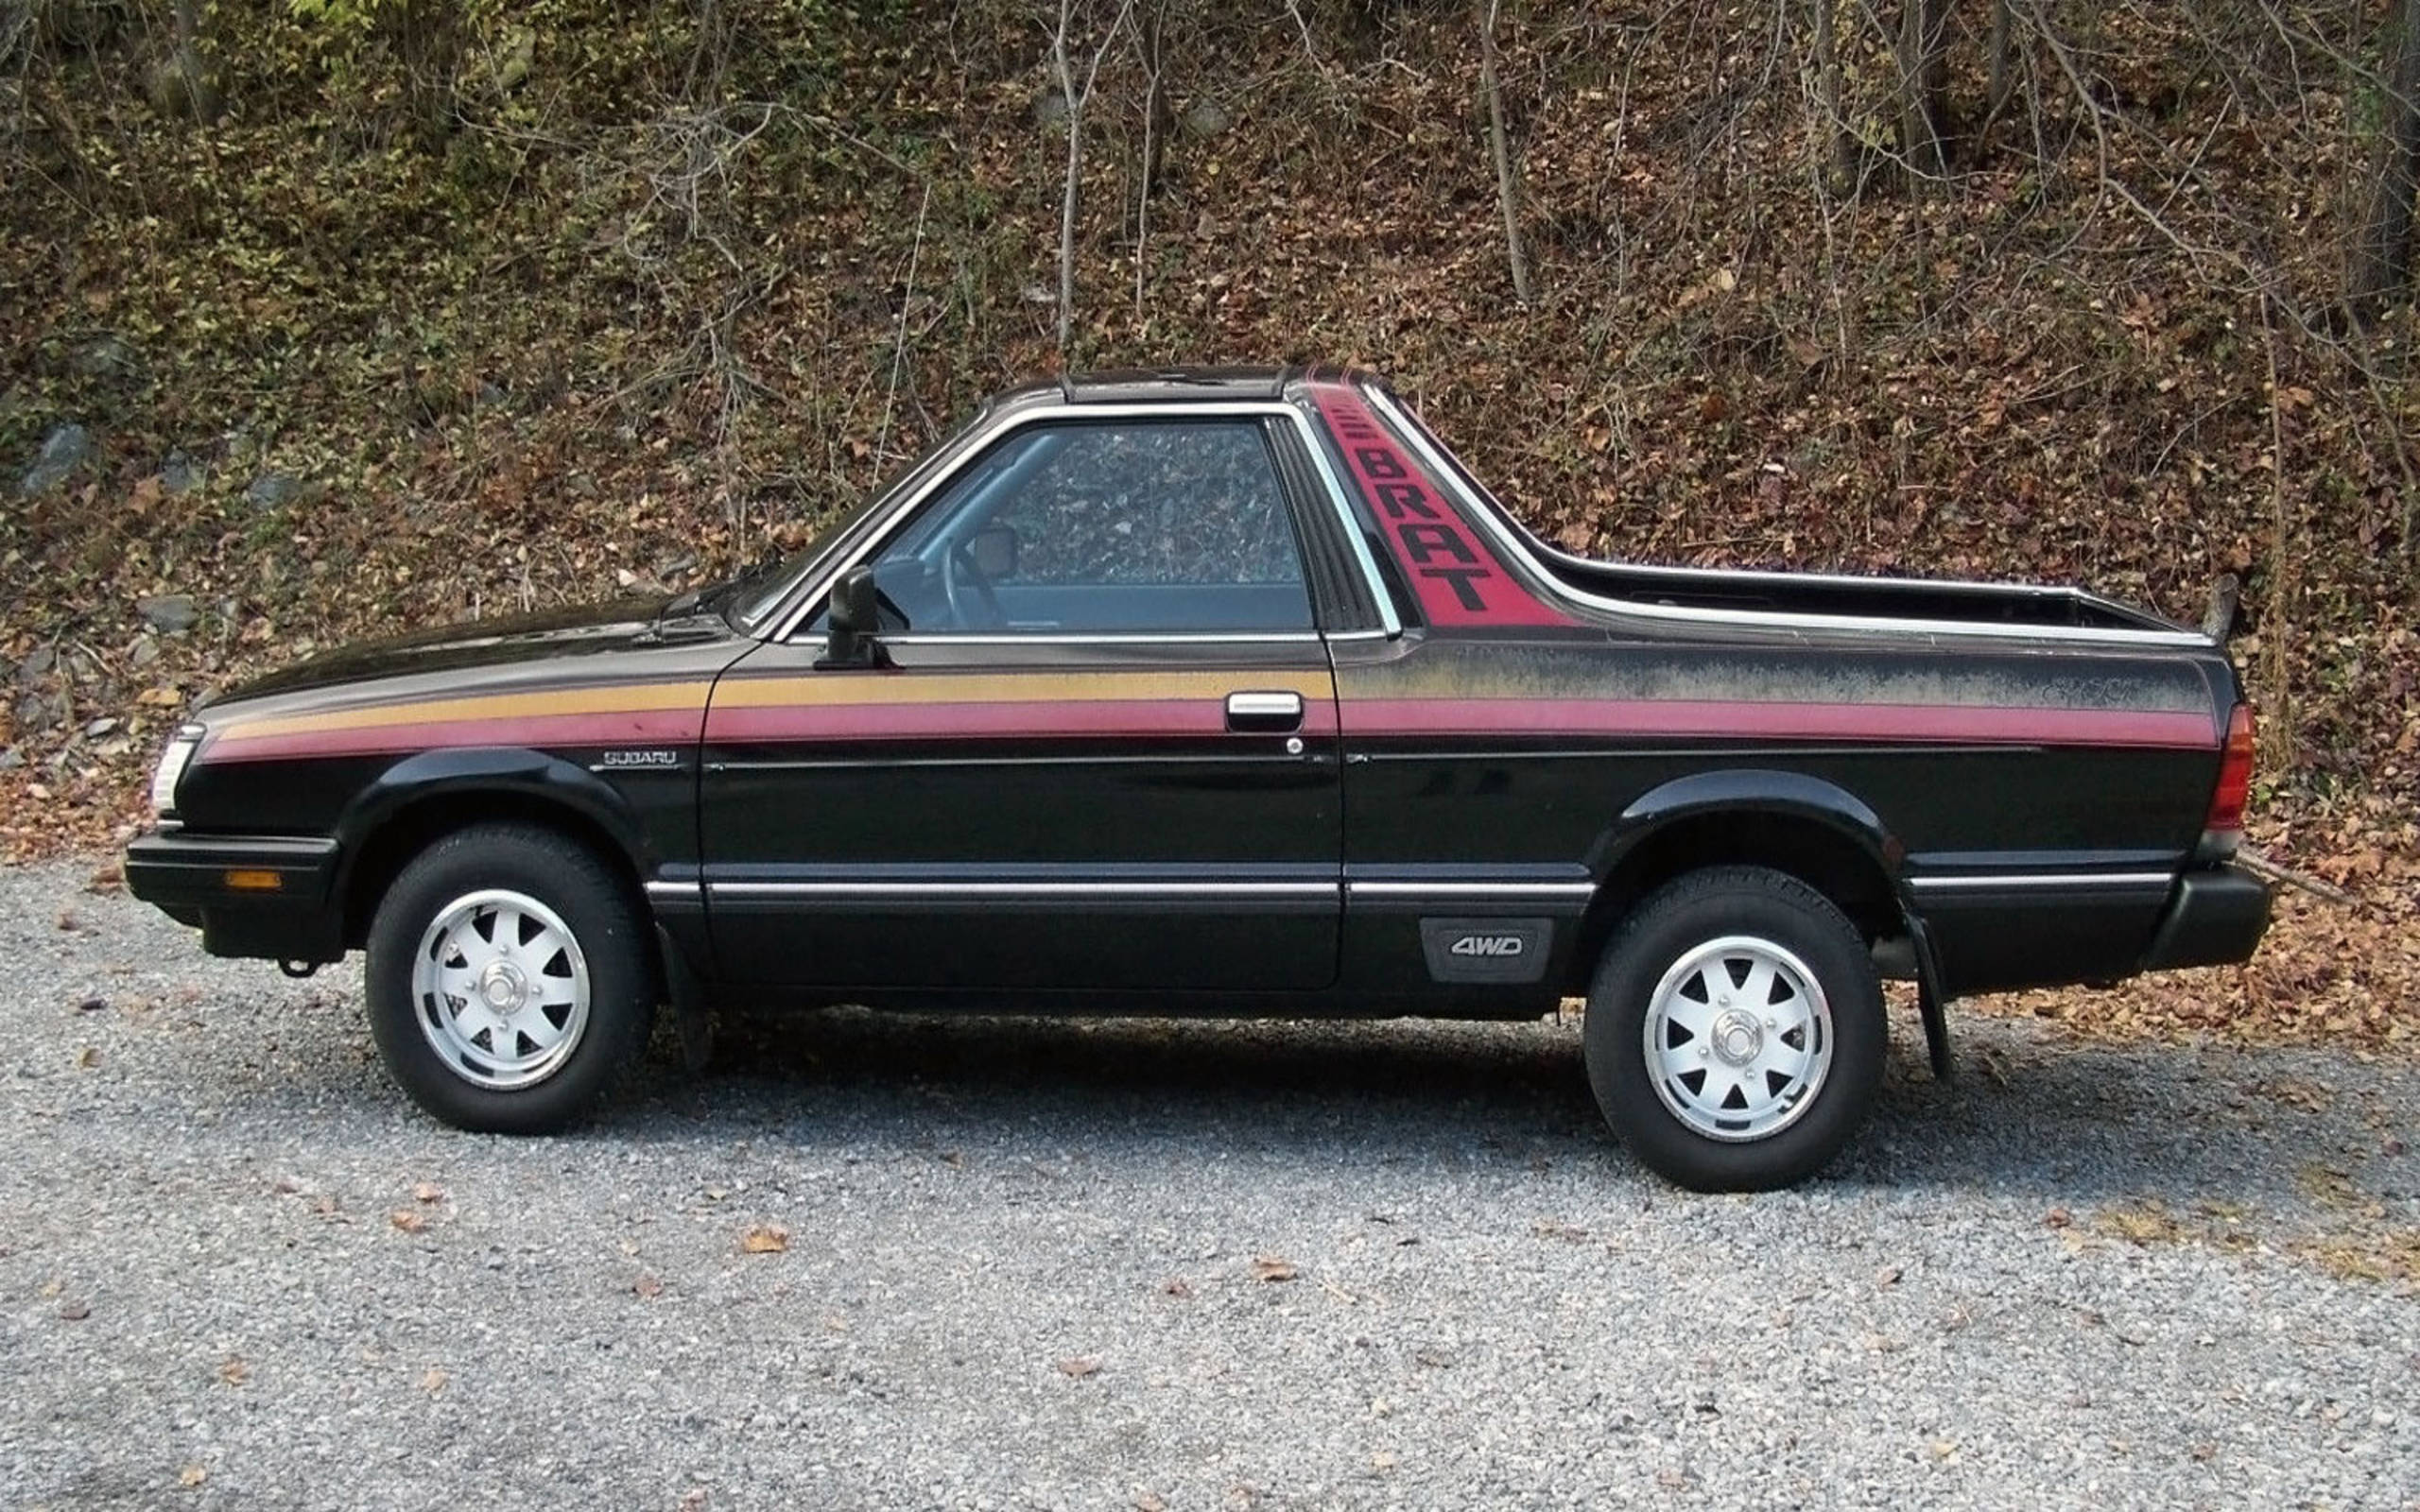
[
  {"left": 202, "top": 696, "right": 2208, "bottom": 759},
  {"left": 1344, "top": 698, "right": 2217, "bottom": 748},
  {"left": 1307, "top": 384, "right": 1567, "bottom": 627},
  {"left": 206, "top": 700, "right": 1342, "bottom": 761}
]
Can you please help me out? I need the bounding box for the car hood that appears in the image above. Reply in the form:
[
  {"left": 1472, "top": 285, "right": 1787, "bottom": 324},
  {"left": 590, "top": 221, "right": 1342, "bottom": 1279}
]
[{"left": 203, "top": 593, "right": 734, "bottom": 711}]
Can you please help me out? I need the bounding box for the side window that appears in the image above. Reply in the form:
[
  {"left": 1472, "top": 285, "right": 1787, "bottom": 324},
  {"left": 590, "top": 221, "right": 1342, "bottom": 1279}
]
[{"left": 863, "top": 420, "right": 1314, "bottom": 635}]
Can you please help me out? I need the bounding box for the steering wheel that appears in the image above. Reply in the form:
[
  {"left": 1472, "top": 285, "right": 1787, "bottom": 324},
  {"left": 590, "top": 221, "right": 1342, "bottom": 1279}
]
[{"left": 942, "top": 539, "right": 1007, "bottom": 629}]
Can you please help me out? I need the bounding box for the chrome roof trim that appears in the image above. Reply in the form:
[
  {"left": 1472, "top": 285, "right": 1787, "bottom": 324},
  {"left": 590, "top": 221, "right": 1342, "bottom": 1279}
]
[{"left": 765, "top": 400, "right": 1398, "bottom": 644}]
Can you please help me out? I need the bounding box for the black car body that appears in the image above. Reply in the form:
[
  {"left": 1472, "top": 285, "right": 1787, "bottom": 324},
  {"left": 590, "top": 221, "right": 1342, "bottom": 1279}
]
[{"left": 127, "top": 368, "right": 2269, "bottom": 1188}]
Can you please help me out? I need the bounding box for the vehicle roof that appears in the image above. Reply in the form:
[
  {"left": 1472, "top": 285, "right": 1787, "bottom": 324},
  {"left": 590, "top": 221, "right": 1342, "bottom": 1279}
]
[{"left": 992, "top": 368, "right": 1297, "bottom": 411}]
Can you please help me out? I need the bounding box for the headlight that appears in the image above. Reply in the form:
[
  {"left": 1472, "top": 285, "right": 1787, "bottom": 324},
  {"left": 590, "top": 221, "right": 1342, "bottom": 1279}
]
[{"left": 149, "top": 723, "right": 205, "bottom": 822}]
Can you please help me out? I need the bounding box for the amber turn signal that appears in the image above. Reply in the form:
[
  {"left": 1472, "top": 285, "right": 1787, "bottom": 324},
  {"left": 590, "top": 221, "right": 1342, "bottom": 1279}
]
[{"left": 223, "top": 869, "right": 285, "bottom": 892}]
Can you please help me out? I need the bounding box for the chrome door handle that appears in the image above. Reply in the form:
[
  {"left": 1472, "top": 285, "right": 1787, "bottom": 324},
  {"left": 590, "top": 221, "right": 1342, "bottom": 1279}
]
[{"left": 1226, "top": 691, "right": 1305, "bottom": 732}]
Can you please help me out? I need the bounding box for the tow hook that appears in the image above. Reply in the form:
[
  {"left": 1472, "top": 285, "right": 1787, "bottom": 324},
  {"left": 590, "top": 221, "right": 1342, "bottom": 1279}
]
[{"left": 278, "top": 959, "right": 321, "bottom": 980}]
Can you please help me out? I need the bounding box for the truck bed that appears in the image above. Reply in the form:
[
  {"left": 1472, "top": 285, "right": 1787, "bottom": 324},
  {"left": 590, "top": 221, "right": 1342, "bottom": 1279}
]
[{"left": 1535, "top": 547, "right": 2184, "bottom": 635}]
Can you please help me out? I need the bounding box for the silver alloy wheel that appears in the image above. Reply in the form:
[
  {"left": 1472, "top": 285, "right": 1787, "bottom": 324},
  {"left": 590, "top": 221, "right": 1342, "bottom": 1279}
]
[
  {"left": 411, "top": 888, "right": 591, "bottom": 1091},
  {"left": 1641, "top": 934, "right": 1833, "bottom": 1143}
]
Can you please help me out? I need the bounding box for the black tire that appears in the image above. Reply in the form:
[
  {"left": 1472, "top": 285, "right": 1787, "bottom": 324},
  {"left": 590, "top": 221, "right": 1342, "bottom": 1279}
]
[
  {"left": 364, "top": 822, "right": 656, "bottom": 1134},
  {"left": 1582, "top": 865, "right": 1885, "bottom": 1192}
]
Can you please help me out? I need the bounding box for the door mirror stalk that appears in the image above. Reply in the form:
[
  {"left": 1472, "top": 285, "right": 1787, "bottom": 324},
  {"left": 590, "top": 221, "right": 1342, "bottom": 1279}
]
[{"left": 819, "top": 566, "right": 892, "bottom": 669}]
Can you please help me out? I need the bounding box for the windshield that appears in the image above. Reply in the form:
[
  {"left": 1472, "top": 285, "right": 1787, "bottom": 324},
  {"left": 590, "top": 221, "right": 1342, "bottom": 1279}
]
[{"left": 733, "top": 401, "right": 994, "bottom": 629}]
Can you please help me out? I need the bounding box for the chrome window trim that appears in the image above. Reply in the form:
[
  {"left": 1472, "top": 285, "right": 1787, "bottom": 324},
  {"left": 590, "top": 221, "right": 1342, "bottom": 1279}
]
[
  {"left": 1361, "top": 384, "right": 2215, "bottom": 649},
  {"left": 1286, "top": 405, "right": 1402, "bottom": 638},
  {"left": 766, "top": 401, "right": 1398, "bottom": 644}
]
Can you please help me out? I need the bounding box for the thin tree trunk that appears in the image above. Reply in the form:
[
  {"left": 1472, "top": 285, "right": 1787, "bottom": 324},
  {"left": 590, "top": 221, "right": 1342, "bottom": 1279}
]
[
  {"left": 1812, "top": 0, "right": 1854, "bottom": 189},
  {"left": 2257, "top": 301, "right": 2295, "bottom": 775},
  {"left": 1896, "top": 0, "right": 1950, "bottom": 186},
  {"left": 1052, "top": 0, "right": 1083, "bottom": 355},
  {"left": 1479, "top": 0, "right": 1531, "bottom": 304},
  {"left": 1134, "top": 2, "right": 1166, "bottom": 317},
  {"left": 170, "top": 0, "right": 219, "bottom": 123},
  {"left": 1984, "top": 0, "right": 2014, "bottom": 122},
  {"left": 2352, "top": 0, "right": 2420, "bottom": 318}
]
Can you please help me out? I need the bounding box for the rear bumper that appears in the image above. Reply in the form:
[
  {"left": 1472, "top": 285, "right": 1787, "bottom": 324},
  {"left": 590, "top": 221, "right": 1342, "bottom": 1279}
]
[
  {"left": 125, "top": 831, "right": 345, "bottom": 963},
  {"left": 2139, "top": 864, "right": 2272, "bottom": 971}
]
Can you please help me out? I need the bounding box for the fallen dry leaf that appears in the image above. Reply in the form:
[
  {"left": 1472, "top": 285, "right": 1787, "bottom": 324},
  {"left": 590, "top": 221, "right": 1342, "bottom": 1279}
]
[
  {"left": 421, "top": 1367, "right": 448, "bottom": 1396},
  {"left": 389, "top": 1209, "right": 426, "bottom": 1234},
  {"left": 633, "top": 1273, "right": 664, "bottom": 1299},
  {"left": 74, "top": 1046, "right": 99, "bottom": 1069},
  {"left": 412, "top": 1181, "right": 444, "bottom": 1204},
  {"left": 1133, "top": 1494, "right": 1167, "bottom": 1512},
  {"left": 1876, "top": 1265, "right": 1903, "bottom": 1288},
  {"left": 2046, "top": 1207, "right": 2073, "bottom": 1228},
  {"left": 1057, "top": 1354, "right": 1102, "bottom": 1378},
  {"left": 85, "top": 863, "right": 124, "bottom": 891},
  {"left": 740, "top": 1223, "right": 788, "bottom": 1254},
  {"left": 218, "top": 1356, "right": 250, "bottom": 1386},
  {"left": 179, "top": 1465, "right": 207, "bottom": 1488},
  {"left": 1251, "top": 1254, "right": 1297, "bottom": 1283}
]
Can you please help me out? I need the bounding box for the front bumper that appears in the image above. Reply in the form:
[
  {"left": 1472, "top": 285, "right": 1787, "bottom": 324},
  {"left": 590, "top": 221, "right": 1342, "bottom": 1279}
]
[
  {"left": 125, "top": 831, "right": 345, "bottom": 963},
  {"left": 2139, "top": 864, "right": 2273, "bottom": 971}
]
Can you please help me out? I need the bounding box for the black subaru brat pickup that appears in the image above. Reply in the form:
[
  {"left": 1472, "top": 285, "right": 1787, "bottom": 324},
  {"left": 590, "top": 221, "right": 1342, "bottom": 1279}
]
[{"left": 127, "top": 367, "right": 2269, "bottom": 1189}]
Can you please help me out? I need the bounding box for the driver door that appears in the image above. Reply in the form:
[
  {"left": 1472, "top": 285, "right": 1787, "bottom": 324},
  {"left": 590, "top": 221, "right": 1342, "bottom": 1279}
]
[{"left": 699, "top": 416, "right": 1343, "bottom": 993}]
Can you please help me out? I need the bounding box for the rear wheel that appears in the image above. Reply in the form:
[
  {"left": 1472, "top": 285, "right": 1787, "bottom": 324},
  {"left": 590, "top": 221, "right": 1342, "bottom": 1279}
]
[
  {"left": 364, "top": 823, "right": 655, "bottom": 1133},
  {"left": 1583, "top": 866, "right": 1885, "bottom": 1191}
]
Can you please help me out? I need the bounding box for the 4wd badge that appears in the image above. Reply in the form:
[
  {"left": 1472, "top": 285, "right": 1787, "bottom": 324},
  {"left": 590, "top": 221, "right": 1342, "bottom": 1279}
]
[{"left": 1419, "top": 918, "right": 1551, "bottom": 984}]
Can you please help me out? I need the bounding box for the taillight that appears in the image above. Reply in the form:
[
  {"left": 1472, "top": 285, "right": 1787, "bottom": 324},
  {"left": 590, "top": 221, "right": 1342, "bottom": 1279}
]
[{"left": 2203, "top": 703, "right": 2255, "bottom": 852}]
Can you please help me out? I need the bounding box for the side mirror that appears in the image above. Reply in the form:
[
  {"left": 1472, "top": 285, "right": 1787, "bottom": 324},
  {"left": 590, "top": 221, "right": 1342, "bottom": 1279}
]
[
  {"left": 819, "top": 565, "right": 891, "bottom": 669},
  {"left": 967, "top": 524, "right": 1019, "bottom": 580}
]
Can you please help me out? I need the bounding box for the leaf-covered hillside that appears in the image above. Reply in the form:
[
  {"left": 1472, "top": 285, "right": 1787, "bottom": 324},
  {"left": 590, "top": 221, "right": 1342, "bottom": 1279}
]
[{"left": 3, "top": 0, "right": 2414, "bottom": 1040}]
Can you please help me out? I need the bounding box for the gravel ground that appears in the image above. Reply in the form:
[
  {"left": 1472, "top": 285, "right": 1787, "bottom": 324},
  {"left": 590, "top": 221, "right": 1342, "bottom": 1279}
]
[{"left": 3, "top": 859, "right": 2416, "bottom": 1511}]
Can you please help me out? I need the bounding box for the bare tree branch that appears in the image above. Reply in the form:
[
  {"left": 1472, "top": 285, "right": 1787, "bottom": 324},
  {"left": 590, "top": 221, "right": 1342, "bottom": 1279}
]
[{"left": 1480, "top": 0, "right": 1533, "bottom": 304}]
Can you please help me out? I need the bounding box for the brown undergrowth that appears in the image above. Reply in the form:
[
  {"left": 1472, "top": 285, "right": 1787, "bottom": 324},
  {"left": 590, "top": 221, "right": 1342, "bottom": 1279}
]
[{"left": 3, "top": 2, "right": 2414, "bottom": 1044}]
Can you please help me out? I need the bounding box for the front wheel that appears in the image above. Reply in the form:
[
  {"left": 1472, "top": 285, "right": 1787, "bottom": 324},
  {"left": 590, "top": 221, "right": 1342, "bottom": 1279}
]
[
  {"left": 364, "top": 823, "right": 656, "bottom": 1133},
  {"left": 1583, "top": 866, "right": 1885, "bottom": 1191}
]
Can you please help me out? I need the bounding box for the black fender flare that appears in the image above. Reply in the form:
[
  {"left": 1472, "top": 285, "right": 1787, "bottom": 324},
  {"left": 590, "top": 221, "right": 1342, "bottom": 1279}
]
[
  {"left": 1592, "top": 768, "right": 1900, "bottom": 880},
  {"left": 330, "top": 747, "right": 655, "bottom": 902},
  {"left": 1590, "top": 768, "right": 1954, "bottom": 1076}
]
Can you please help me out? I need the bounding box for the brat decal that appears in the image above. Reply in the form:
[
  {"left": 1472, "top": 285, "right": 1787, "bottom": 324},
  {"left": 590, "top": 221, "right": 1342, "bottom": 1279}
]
[{"left": 1308, "top": 384, "right": 1566, "bottom": 627}]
